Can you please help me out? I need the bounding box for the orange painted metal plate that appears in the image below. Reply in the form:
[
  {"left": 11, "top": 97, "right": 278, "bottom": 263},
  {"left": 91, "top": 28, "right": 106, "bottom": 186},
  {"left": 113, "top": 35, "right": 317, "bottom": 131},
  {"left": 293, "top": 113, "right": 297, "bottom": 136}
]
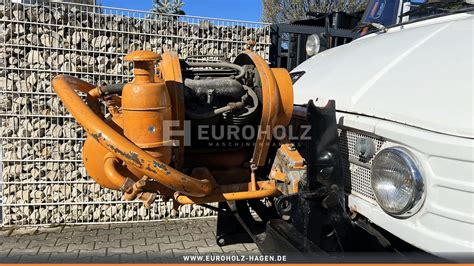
[
  {"left": 234, "top": 52, "right": 294, "bottom": 167},
  {"left": 159, "top": 51, "right": 185, "bottom": 169}
]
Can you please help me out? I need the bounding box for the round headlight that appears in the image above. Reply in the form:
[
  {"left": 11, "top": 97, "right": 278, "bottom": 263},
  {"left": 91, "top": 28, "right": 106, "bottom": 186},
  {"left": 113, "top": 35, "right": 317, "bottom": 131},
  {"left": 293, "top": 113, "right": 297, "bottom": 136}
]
[
  {"left": 371, "top": 147, "right": 425, "bottom": 217},
  {"left": 306, "top": 34, "right": 321, "bottom": 57}
]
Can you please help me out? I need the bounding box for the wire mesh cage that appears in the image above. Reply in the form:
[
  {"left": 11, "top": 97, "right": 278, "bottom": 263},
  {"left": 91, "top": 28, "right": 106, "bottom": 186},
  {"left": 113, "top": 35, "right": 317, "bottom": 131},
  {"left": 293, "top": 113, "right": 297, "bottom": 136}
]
[{"left": 0, "top": 0, "right": 271, "bottom": 225}]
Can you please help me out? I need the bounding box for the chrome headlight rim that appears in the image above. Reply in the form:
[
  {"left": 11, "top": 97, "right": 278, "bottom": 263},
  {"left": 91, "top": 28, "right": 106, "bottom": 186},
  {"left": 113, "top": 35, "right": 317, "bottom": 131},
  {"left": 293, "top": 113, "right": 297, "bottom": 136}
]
[
  {"left": 305, "top": 34, "right": 321, "bottom": 57},
  {"left": 371, "top": 146, "right": 425, "bottom": 218}
]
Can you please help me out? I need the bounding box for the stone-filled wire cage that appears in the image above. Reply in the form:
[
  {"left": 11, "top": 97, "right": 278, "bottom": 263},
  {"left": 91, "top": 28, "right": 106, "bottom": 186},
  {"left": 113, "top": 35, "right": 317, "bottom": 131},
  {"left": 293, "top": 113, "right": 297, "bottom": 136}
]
[{"left": 0, "top": 0, "right": 271, "bottom": 226}]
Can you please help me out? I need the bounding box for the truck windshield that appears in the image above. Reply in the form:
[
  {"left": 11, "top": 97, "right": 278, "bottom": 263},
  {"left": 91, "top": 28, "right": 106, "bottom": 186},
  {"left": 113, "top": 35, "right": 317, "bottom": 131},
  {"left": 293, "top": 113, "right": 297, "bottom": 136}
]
[
  {"left": 400, "top": 0, "right": 474, "bottom": 22},
  {"left": 361, "top": 0, "right": 474, "bottom": 28}
]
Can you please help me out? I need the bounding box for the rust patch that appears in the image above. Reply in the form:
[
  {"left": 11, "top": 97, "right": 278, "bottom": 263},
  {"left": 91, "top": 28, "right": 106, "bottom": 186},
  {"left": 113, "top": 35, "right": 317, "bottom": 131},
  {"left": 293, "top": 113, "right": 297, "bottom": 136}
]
[
  {"left": 153, "top": 160, "right": 171, "bottom": 175},
  {"left": 91, "top": 132, "right": 102, "bottom": 141},
  {"left": 106, "top": 143, "right": 142, "bottom": 168},
  {"left": 145, "top": 164, "right": 157, "bottom": 174}
]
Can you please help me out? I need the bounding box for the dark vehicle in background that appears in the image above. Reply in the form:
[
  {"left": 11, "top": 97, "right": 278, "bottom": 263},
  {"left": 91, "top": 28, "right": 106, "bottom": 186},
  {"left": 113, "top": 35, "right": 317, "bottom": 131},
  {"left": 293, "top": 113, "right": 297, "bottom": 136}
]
[
  {"left": 269, "top": 11, "right": 363, "bottom": 71},
  {"left": 269, "top": 0, "right": 474, "bottom": 70}
]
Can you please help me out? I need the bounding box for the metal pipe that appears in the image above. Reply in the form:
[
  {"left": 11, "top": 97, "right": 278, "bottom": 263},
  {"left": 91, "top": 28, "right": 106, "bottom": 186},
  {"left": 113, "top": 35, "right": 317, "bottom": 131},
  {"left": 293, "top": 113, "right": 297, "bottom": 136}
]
[
  {"left": 103, "top": 153, "right": 132, "bottom": 191},
  {"left": 67, "top": 77, "right": 102, "bottom": 115},
  {"left": 185, "top": 100, "right": 245, "bottom": 120},
  {"left": 174, "top": 180, "right": 280, "bottom": 205},
  {"left": 186, "top": 61, "right": 246, "bottom": 80},
  {"left": 183, "top": 69, "right": 238, "bottom": 77},
  {"left": 103, "top": 153, "right": 177, "bottom": 198},
  {"left": 52, "top": 75, "right": 216, "bottom": 197},
  {"left": 184, "top": 78, "right": 244, "bottom": 99},
  {"left": 214, "top": 101, "right": 245, "bottom": 114}
]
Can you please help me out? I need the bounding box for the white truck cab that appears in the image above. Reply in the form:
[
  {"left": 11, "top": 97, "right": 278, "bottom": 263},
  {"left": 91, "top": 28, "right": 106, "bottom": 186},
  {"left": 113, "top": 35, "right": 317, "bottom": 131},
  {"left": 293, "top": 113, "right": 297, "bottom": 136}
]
[{"left": 291, "top": 0, "right": 474, "bottom": 259}]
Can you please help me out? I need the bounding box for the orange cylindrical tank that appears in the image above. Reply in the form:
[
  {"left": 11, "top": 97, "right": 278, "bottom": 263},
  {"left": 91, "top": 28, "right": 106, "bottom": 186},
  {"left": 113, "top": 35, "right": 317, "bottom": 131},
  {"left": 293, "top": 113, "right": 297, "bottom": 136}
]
[{"left": 122, "top": 51, "right": 172, "bottom": 163}]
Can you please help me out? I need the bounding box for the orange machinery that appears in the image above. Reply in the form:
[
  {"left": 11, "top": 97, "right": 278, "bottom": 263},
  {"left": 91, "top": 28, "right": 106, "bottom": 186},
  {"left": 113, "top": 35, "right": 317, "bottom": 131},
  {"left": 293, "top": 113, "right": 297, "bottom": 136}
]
[{"left": 52, "top": 50, "right": 301, "bottom": 207}]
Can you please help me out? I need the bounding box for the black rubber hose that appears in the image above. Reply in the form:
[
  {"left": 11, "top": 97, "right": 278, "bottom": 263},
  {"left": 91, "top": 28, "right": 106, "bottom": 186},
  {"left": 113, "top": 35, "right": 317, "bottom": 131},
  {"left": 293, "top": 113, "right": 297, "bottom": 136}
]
[{"left": 100, "top": 83, "right": 125, "bottom": 96}]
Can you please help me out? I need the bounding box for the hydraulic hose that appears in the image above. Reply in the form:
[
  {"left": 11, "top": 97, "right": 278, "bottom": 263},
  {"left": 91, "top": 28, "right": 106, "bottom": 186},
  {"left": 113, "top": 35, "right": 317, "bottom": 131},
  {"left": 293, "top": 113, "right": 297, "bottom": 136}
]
[
  {"left": 100, "top": 83, "right": 126, "bottom": 96},
  {"left": 52, "top": 75, "right": 216, "bottom": 197}
]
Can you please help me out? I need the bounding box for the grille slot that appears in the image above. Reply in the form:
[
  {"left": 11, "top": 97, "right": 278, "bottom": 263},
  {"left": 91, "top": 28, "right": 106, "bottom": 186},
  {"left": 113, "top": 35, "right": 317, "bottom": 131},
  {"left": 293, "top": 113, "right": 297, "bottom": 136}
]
[{"left": 338, "top": 128, "right": 384, "bottom": 202}]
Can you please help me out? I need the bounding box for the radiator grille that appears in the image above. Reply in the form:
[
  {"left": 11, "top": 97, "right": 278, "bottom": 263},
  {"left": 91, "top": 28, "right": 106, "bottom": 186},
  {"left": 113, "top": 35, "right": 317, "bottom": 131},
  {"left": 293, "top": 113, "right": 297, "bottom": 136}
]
[{"left": 338, "top": 128, "right": 384, "bottom": 202}]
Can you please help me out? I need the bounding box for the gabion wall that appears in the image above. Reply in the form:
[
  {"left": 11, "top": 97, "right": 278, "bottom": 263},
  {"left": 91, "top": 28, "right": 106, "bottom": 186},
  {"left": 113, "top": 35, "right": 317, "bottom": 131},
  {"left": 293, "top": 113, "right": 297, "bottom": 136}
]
[{"left": 0, "top": 0, "right": 271, "bottom": 225}]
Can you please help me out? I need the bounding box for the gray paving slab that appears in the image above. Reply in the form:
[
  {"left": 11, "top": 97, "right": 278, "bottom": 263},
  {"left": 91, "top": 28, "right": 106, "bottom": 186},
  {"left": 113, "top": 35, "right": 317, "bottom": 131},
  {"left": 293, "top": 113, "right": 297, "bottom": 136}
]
[{"left": 0, "top": 217, "right": 260, "bottom": 263}]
